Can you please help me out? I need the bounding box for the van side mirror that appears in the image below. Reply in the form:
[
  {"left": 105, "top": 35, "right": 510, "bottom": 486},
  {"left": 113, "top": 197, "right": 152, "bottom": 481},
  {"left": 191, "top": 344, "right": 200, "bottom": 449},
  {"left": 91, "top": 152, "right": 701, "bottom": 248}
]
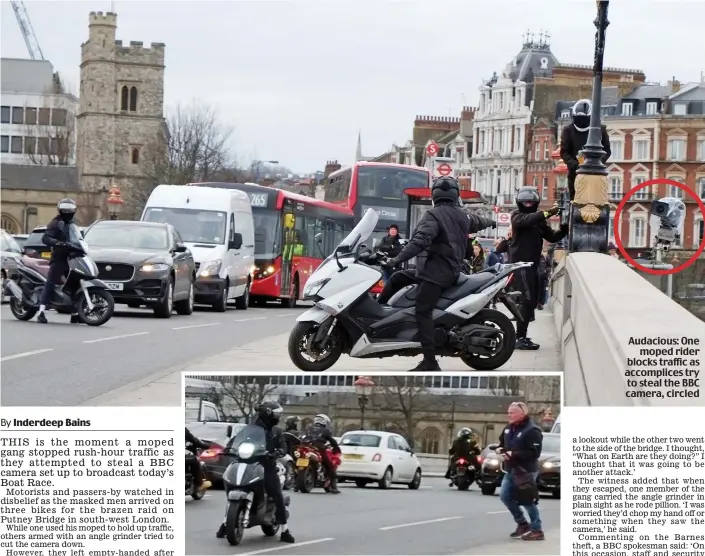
[
  {"left": 174, "top": 242, "right": 187, "bottom": 253},
  {"left": 230, "top": 233, "right": 243, "bottom": 250}
]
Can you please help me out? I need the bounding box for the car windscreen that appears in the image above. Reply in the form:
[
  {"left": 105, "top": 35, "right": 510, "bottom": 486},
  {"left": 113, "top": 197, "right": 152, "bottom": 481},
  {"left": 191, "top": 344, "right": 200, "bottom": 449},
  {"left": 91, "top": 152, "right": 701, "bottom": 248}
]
[
  {"left": 340, "top": 433, "right": 382, "bottom": 447},
  {"left": 187, "top": 422, "right": 240, "bottom": 447},
  {"left": 1, "top": 233, "right": 22, "bottom": 253},
  {"left": 143, "top": 207, "right": 227, "bottom": 245},
  {"left": 23, "top": 230, "right": 48, "bottom": 250},
  {"left": 542, "top": 435, "right": 560, "bottom": 454},
  {"left": 85, "top": 224, "right": 168, "bottom": 250}
]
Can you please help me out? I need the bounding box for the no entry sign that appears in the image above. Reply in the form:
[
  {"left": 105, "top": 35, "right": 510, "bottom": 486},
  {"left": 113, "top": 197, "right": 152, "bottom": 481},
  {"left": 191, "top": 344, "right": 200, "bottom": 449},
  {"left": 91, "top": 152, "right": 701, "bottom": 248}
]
[
  {"left": 497, "top": 213, "right": 510, "bottom": 225},
  {"left": 426, "top": 142, "right": 439, "bottom": 156},
  {"left": 437, "top": 163, "right": 452, "bottom": 176}
]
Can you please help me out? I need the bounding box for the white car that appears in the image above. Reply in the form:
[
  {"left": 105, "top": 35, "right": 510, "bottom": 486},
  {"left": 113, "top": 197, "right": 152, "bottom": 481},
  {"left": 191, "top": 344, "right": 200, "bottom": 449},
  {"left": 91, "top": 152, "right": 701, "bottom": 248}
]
[{"left": 337, "top": 430, "right": 422, "bottom": 489}]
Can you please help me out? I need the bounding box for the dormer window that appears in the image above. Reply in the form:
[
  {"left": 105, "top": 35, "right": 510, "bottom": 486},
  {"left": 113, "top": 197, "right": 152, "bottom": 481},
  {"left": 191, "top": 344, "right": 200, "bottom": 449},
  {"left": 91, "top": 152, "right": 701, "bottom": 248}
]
[
  {"left": 646, "top": 101, "right": 658, "bottom": 115},
  {"left": 561, "top": 109, "right": 570, "bottom": 119},
  {"left": 621, "top": 102, "right": 633, "bottom": 116},
  {"left": 673, "top": 103, "right": 688, "bottom": 116}
]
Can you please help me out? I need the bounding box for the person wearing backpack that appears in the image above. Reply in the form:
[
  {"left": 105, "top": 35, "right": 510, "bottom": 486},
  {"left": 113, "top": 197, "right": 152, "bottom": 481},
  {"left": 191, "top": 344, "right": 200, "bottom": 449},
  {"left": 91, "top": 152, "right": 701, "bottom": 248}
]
[{"left": 497, "top": 402, "right": 544, "bottom": 541}]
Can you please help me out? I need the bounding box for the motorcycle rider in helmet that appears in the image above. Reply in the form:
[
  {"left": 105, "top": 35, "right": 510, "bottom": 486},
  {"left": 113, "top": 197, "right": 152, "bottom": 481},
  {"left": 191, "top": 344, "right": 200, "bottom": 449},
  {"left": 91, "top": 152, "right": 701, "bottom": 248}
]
[
  {"left": 185, "top": 427, "right": 212, "bottom": 494},
  {"left": 509, "top": 187, "right": 567, "bottom": 350},
  {"left": 445, "top": 427, "right": 481, "bottom": 486},
  {"left": 37, "top": 198, "right": 79, "bottom": 324},
  {"left": 216, "top": 402, "right": 295, "bottom": 543},
  {"left": 304, "top": 414, "right": 342, "bottom": 494},
  {"left": 379, "top": 176, "right": 496, "bottom": 371},
  {"left": 285, "top": 415, "right": 299, "bottom": 433},
  {"left": 560, "top": 99, "right": 611, "bottom": 200}
]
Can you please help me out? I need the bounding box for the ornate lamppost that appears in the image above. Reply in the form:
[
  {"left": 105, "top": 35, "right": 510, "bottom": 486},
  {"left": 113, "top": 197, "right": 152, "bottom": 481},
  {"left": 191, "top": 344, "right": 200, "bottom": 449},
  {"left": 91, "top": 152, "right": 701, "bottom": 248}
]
[
  {"left": 106, "top": 186, "right": 124, "bottom": 220},
  {"left": 552, "top": 145, "right": 570, "bottom": 261},
  {"left": 354, "top": 376, "right": 375, "bottom": 430},
  {"left": 569, "top": 0, "right": 611, "bottom": 253}
]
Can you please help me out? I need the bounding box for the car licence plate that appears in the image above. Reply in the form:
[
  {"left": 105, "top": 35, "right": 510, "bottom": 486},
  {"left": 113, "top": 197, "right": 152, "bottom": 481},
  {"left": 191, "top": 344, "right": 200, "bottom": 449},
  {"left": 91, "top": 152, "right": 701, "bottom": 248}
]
[
  {"left": 104, "top": 282, "right": 124, "bottom": 291},
  {"left": 296, "top": 458, "right": 309, "bottom": 467},
  {"left": 344, "top": 454, "right": 363, "bottom": 460},
  {"left": 41, "top": 252, "right": 51, "bottom": 259}
]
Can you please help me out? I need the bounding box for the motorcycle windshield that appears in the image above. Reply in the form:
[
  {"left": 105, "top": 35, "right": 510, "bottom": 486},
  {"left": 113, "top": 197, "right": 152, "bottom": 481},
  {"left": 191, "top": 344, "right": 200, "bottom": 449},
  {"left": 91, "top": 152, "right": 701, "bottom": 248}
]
[
  {"left": 227, "top": 424, "right": 268, "bottom": 459},
  {"left": 69, "top": 223, "right": 88, "bottom": 253},
  {"left": 338, "top": 208, "right": 378, "bottom": 254}
]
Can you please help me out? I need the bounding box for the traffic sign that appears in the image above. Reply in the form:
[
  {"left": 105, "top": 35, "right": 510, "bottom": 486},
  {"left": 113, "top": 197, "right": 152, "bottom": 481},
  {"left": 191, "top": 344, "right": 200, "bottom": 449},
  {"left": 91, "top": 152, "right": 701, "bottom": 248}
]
[
  {"left": 426, "top": 142, "right": 439, "bottom": 156},
  {"left": 497, "top": 213, "right": 511, "bottom": 225},
  {"left": 437, "top": 163, "right": 452, "bottom": 176},
  {"left": 493, "top": 206, "right": 500, "bottom": 214}
]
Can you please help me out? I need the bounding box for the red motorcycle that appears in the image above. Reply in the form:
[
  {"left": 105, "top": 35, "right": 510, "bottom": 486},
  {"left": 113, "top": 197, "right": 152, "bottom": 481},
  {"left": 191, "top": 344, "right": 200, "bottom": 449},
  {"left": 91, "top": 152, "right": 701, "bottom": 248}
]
[{"left": 293, "top": 442, "right": 341, "bottom": 493}]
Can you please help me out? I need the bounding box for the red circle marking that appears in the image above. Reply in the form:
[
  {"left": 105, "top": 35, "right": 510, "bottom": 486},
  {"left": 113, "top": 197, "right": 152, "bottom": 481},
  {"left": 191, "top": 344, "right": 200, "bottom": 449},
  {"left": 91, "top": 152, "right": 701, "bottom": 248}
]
[
  {"left": 437, "top": 163, "right": 452, "bottom": 176},
  {"left": 427, "top": 143, "right": 438, "bottom": 155},
  {"left": 613, "top": 177, "right": 705, "bottom": 276}
]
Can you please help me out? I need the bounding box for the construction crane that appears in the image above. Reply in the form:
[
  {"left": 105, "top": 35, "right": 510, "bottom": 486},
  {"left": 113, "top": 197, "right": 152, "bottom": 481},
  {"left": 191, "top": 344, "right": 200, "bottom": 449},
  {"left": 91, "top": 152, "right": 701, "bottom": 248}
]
[{"left": 11, "top": 0, "right": 44, "bottom": 60}]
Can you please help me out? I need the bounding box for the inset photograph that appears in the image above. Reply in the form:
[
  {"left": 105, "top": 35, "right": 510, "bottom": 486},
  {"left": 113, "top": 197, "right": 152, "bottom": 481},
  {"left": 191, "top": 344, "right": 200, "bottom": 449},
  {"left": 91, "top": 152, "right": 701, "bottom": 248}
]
[{"left": 184, "top": 373, "right": 562, "bottom": 555}]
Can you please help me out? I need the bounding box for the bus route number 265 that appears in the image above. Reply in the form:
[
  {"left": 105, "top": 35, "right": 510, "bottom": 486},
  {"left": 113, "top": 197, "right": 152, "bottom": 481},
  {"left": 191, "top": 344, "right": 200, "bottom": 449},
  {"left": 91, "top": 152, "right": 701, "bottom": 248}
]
[{"left": 249, "top": 193, "right": 269, "bottom": 207}]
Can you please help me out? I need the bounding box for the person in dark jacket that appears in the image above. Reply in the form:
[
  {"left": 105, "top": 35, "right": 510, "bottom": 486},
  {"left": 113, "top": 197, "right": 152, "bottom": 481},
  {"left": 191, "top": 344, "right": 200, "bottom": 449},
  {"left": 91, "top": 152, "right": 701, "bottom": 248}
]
[
  {"left": 537, "top": 249, "right": 550, "bottom": 310},
  {"left": 304, "top": 414, "right": 341, "bottom": 493},
  {"left": 486, "top": 238, "right": 505, "bottom": 268},
  {"left": 378, "top": 224, "right": 403, "bottom": 283},
  {"left": 185, "top": 427, "right": 211, "bottom": 494},
  {"left": 469, "top": 242, "right": 485, "bottom": 273},
  {"left": 217, "top": 402, "right": 295, "bottom": 543},
  {"left": 379, "top": 177, "right": 496, "bottom": 371},
  {"left": 498, "top": 402, "right": 544, "bottom": 541},
  {"left": 445, "top": 427, "right": 481, "bottom": 485},
  {"left": 37, "top": 198, "right": 79, "bottom": 324},
  {"left": 560, "top": 99, "right": 611, "bottom": 201},
  {"left": 509, "top": 187, "right": 567, "bottom": 350}
]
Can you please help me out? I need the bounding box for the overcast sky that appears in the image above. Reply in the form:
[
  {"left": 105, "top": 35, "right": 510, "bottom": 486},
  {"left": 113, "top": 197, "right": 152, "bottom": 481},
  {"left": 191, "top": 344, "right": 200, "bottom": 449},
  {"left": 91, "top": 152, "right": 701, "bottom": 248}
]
[{"left": 2, "top": 0, "right": 704, "bottom": 173}]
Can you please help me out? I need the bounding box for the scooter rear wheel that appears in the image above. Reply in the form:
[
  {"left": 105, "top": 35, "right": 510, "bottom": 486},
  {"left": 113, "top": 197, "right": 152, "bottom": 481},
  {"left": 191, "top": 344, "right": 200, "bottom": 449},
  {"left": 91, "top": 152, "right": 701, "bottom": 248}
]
[
  {"left": 9, "top": 297, "right": 36, "bottom": 321},
  {"left": 288, "top": 321, "right": 344, "bottom": 372},
  {"left": 459, "top": 309, "right": 516, "bottom": 370}
]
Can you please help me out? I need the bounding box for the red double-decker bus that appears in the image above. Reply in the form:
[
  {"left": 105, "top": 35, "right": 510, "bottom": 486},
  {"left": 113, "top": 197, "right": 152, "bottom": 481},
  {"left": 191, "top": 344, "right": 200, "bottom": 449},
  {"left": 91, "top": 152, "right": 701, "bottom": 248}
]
[{"left": 192, "top": 182, "right": 353, "bottom": 307}]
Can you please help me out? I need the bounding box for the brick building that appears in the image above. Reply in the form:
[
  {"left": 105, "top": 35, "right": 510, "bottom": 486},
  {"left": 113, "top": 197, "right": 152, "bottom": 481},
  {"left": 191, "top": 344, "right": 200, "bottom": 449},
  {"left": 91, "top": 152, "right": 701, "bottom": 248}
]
[{"left": 76, "top": 11, "right": 167, "bottom": 218}]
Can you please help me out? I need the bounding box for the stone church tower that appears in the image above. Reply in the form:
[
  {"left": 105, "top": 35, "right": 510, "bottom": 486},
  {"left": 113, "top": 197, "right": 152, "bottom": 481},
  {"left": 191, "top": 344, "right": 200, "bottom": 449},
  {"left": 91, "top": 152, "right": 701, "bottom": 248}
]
[{"left": 76, "top": 11, "right": 166, "bottom": 217}]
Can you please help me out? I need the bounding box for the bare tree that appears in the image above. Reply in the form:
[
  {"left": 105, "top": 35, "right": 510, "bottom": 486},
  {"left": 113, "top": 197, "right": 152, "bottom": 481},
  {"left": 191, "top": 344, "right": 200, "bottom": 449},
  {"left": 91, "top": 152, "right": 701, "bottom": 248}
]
[
  {"left": 24, "top": 91, "right": 77, "bottom": 166},
  {"left": 374, "top": 376, "right": 441, "bottom": 448},
  {"left": 144, "top": 100, "right": 237, "bottom": 187},
  {"left": 209, "top": 376, "right": 278, "bottom": 424},
  {"left": 488, "top": 376, "right": 523, "bottom": 396}
]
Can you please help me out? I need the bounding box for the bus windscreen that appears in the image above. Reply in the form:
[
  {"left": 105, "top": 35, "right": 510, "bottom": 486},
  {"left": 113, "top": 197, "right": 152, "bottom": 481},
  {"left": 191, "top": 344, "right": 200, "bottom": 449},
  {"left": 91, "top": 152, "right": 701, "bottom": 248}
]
[
  {"left": 357, "top": 166, "right": 429, "bottom": 200},
  {"left": 252, "top": 208, "right": 281, "bottom": 259}
]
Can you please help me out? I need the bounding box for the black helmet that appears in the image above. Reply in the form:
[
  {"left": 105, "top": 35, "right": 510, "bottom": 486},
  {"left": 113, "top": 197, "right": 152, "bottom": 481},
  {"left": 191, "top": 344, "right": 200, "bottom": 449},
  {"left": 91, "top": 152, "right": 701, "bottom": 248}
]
[
  {"left": 571, "top": 99, "right": 591, "bottom": 132},
  {"left": 256, "top": 401, "right": 283, "bottom": 427},
  {"left": 57, "top": 198, "right": 77, "bottom": 221},
  {"left": 516, "top": 186, "right": 540, "bottom": 214},
  {"left": 458, "top": 427, "right": 472, "bottom": 438},
  {"left": 285, "top": 416, "right": 299, "bottom": 430},
  {"left": 431, "top": 176, "right": 460, "bottom": 206}
]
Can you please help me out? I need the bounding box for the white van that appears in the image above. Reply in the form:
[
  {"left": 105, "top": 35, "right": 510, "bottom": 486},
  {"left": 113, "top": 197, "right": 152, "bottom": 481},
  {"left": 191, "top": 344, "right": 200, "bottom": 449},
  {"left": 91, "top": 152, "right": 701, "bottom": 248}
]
[{"left": 141, "top": 185, "right": 255, "bottom": 311}]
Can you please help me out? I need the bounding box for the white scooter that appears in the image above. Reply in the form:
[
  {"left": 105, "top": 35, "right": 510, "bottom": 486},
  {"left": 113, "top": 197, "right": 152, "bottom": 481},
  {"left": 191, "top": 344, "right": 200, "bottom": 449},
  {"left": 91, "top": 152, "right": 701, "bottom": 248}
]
[{"left": 288, "top": 209, "right": 532, "bottom": 372}]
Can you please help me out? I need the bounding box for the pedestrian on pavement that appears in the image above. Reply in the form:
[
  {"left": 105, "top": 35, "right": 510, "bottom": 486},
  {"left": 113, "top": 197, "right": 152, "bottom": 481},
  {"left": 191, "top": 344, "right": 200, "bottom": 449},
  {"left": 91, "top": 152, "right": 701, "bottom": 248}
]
[
  {"left": 304, "top": 414, "right": 342, "bottom": 493},
  {"left": 608, "top": 243, "right": 621, "bottom": 260},
  {"left": 217, "top": 402, "right": 295, "bottom": 543},
  {"left": 508, "top": 187, "right": 567, "bottom": 350},
  {"left": 560, "top": 99, "right": 611, "bottom": 201},
  {"left": 485, "top": 238, "right": 505, "bottom": 268},
  {"left": 498, "top": 402, "right": 545, "bottom": 541},
  {"left": 379, "top": 176, "right": 496, "bottom": 371},
  {"left": 36, "top": 198, "right": 80, "bottom": 324},
  {"left": 469, "top": 242, "right": 485, "bottom": 273},
  {"left": 378, "top": 224, "right": 403, "bottom": 283}
]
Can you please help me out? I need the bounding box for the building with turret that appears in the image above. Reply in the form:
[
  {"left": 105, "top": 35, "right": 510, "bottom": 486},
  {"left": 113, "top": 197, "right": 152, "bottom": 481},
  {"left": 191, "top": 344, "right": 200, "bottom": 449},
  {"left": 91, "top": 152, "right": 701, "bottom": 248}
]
[{"left": 76, "top": 11, "right": 166, "bottom": 217}]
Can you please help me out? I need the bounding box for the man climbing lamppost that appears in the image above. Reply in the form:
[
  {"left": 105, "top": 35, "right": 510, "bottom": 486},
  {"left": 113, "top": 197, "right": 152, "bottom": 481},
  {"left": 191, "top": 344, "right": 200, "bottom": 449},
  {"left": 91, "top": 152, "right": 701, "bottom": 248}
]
[{"left": 568, "top": 0, "right": 612, "bottom": 253}]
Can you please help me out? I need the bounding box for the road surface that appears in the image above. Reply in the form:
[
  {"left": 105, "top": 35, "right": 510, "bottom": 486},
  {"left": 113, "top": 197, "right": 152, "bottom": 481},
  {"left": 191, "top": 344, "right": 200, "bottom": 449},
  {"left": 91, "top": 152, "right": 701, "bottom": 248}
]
[
  {"left": 1, "top": 303, "right": 306, "bottom": 406},
  {"left": 184, "top": 477, "right": 560, "bottom": 555}
]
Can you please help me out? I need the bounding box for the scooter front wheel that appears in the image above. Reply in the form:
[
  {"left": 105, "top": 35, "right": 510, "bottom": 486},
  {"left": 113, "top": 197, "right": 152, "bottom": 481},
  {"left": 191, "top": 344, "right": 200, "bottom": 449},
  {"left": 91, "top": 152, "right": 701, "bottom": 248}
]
[
  {"left": 288, "top": 321, "right": 343, "bottom": 372},
  {"left": 225, "top": 502, "right": 246, "bottom": 546},
  {"left": 77, "top": 289, "right": 115, "bottom": 326}
]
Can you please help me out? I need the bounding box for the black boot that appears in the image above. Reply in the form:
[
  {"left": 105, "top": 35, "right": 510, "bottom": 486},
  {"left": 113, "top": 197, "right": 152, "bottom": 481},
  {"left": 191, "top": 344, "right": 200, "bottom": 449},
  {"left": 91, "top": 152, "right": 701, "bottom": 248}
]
[
  {"left": 216, "top": 523, "right": 226, "bottom": 538},
  {"left": 515, "top": 337, "right": 540, "bottom": 351},
  {"left": 70, "top": 314, "right": 80, "bottom": 324},
  {"left": 409, "top": 358, "right": 441, "bottom": 371},
  {"left": 37, "top": 312, "right": 48, "bottom": 324},
  {"left": 280, "top": 529, "right": 295, "bottom": 543}
]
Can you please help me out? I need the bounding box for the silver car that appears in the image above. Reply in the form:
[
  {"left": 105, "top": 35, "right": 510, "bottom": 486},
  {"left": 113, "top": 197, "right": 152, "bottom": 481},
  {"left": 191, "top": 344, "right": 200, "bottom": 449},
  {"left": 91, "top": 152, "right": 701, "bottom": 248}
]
[{"left": 1, "top": 230, "right": 23, "bottom": 303}]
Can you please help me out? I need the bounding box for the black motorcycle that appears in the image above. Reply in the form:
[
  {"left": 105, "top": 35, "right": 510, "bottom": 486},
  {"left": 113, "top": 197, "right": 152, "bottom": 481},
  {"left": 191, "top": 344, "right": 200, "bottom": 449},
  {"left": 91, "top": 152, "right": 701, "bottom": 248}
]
[
  {"left": 451, "top": 456, "right": 477, "bottom": 491},
  {"left": 221, "top": 424, "right": 290, "bottom": 546},
  {"left": 185, "top": 447, "right": 209, "bottom": 500},
  {"left": 4, "top": 223, "right": 114, "bottom": 326}
]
